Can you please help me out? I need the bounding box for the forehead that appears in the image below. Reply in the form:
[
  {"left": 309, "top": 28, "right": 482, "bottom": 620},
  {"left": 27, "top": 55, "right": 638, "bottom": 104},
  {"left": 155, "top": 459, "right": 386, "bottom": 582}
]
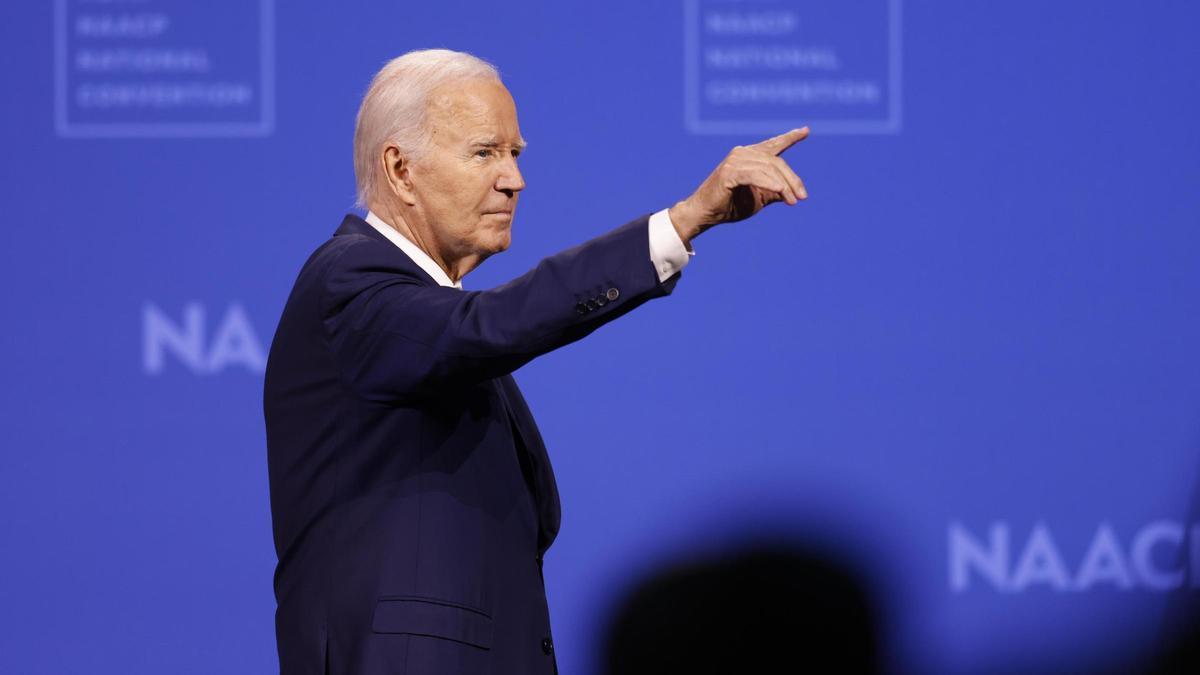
[{"left": 426, "top": 78, "right": 521, "bottom": 144}]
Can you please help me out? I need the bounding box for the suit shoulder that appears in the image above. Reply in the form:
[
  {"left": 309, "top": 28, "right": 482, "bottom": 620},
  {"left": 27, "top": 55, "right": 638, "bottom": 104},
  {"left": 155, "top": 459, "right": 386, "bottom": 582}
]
[
  {"left": 299, "top": 233, "right": 414, "bottom": 281},
  {"left": 320, "top": 233, "right": 429, "bottom": 284},
  {"left": 317, "top": 234, "right": 435, "bottom": 314},
  {"left": 278, "top": 234, "right": 419, "bottom": 316}
]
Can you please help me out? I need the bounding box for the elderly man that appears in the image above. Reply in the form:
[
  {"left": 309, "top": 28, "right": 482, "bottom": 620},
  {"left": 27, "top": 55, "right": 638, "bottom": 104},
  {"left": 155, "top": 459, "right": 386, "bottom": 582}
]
[{"left": 264, "top": 48, "right": 807, "bottom": 674}]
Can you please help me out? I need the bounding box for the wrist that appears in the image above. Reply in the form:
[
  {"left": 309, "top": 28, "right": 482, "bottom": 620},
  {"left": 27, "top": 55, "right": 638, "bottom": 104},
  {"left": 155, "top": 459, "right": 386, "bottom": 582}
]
[{"left": 668, "top": 200, "right": 702, "bottom": 245}]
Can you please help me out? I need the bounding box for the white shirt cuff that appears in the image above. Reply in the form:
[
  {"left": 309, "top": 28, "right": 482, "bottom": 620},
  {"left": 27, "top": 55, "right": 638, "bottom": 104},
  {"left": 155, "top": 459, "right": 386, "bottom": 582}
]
[{"left": 648, "top": 208, "right": 694, "bottom": 283}]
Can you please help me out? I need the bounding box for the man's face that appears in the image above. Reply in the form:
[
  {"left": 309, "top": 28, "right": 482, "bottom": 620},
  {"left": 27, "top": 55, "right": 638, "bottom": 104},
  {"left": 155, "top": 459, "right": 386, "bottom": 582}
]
[{"left": 408, "top": 78, "right": 526, "bottom": 262}]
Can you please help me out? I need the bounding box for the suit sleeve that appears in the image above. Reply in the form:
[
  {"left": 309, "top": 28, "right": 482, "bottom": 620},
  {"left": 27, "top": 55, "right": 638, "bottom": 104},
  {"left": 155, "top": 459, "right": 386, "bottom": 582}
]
[{"left": 322, "top": 213, "right": 680, "bottom": 403}]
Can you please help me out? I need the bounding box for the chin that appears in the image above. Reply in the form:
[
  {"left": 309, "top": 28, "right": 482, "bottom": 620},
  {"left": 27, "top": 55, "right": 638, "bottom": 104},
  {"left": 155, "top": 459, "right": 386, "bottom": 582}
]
[{"left": 493, "top": 227, "right": 512, "bottom": 252}]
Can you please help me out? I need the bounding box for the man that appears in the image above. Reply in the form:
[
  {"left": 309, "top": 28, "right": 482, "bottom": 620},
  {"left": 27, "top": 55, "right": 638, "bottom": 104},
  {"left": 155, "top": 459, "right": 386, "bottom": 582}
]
[{"left": 264, "top": 48, "right": 807, "bottom": 674}]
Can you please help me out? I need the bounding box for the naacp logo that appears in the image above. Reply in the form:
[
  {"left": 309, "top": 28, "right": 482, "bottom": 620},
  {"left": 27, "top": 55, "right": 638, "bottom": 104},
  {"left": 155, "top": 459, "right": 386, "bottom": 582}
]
[
  {"left": 949, "top": 521, "right": 1199, "bottom": 592},
  {"left": 143, "top": 302, "right": 266, "bottom": 375}
]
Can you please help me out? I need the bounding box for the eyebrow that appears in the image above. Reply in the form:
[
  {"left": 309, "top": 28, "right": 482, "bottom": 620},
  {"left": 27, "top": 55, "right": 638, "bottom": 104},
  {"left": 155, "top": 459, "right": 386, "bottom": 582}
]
[{"left": 470, "top": 138, "right": 528, "bottom": 151}]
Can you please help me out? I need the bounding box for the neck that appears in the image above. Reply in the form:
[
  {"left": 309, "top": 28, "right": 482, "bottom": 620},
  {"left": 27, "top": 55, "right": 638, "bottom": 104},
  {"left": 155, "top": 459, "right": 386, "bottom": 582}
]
[{"left": 369, "top": 202, "right": 482, "bottom": 283}]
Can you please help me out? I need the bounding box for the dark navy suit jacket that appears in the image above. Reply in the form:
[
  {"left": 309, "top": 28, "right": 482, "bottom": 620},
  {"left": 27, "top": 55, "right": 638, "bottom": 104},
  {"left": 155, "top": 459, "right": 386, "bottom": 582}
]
[{"left": 264, "top": 212, "right": 679, "bottom": 674}]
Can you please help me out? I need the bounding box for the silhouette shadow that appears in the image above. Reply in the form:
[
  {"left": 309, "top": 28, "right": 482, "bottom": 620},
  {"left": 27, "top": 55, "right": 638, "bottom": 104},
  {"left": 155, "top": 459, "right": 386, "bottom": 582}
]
[{"left": 600, "top": 542, "right": 882, "bottom": 674}]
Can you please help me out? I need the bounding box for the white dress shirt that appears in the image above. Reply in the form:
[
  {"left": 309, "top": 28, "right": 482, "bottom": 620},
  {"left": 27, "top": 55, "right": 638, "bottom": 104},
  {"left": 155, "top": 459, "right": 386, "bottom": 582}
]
[{"left": 364, "top": 209, "right": 694, "bottom": 289}]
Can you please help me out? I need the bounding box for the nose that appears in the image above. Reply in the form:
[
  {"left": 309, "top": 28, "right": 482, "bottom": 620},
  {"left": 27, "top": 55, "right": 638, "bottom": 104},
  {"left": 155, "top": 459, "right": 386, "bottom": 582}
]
[{"left": 495, "top": 154, "right": 525, "bottom": 196}]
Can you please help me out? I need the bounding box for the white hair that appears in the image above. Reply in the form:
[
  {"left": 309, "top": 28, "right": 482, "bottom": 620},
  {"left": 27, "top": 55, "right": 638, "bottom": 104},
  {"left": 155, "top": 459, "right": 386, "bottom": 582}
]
[{"left": 353, "top": 49, "right": 502, "bottom": 208}]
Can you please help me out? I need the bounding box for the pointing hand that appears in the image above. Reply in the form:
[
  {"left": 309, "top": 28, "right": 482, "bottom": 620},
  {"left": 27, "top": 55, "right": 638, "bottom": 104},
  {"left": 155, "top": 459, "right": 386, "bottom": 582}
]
[{"left": 668, "top": 127, "right": 809, "bottom": 245}]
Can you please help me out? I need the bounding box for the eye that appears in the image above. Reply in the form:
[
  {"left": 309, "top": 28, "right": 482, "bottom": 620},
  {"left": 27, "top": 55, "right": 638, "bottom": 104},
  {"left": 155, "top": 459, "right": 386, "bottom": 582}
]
[{"left": 475, "top": 149, "right": 493, "bottom": 159}]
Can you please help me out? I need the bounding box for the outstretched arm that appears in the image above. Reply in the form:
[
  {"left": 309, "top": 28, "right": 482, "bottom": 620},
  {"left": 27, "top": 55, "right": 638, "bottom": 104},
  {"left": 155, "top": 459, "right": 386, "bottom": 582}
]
[
  {"left": 323, "top": 213, "right": 678, "bottom": 402},
  {"left": 324, "top": 126, "right": 811, "bottom": 403}
]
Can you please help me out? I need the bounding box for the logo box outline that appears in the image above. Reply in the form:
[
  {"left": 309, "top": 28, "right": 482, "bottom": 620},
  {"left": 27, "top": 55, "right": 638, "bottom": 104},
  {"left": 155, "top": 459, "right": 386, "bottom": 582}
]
[
  {"left": 683, "top": 0, "right": 902, "bottom": 135},
  {"left": 54, "top": 0, "right": 275, "bottom": 139}
]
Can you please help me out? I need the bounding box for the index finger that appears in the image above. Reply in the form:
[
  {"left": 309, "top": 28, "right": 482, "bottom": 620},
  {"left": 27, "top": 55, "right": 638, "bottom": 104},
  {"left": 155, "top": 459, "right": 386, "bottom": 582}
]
[{"left": 753, "top": 126, "right": 810, "bottom": 156}]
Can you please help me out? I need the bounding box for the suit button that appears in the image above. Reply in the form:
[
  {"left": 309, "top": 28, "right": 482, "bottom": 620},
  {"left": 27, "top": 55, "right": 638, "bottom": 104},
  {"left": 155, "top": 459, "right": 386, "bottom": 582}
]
[
  {"left": 541, "top": 637, "right": 553, "bottom": 655},
  {"left": 575, "top": 302, "right": 587, "bottom": 314},
  {"left": 606, "top": 287, "right": 619, "bottom": 301},
  {"left": 595, "top": 295, "right": 607, "bottom": 306},
  {"left": 585, "top": 300, "right": 596, "bottom": 311}
]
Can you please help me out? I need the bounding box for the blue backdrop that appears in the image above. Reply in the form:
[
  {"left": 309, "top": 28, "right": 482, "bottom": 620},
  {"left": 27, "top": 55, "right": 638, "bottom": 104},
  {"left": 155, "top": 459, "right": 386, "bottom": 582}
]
[{"left": 2, "top": 1, "right": 1199, "bottom": 672}]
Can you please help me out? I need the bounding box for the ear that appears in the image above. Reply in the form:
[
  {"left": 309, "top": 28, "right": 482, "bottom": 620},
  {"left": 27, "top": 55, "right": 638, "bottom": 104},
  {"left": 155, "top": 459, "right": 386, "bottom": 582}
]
[{"left": 381, "top": 143, "right": 418, "bottom": 206}]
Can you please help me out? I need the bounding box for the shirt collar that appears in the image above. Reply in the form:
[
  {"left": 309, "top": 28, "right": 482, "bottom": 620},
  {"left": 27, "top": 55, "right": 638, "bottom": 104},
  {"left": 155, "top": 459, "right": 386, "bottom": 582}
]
[{"left": 364, "top": 211, "right": 463, "bottom": 290}]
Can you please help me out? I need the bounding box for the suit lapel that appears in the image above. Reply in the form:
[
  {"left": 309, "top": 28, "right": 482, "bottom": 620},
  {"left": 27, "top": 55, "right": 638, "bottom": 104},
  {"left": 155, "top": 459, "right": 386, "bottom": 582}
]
[{"left": 494, "top": 375, "right": 561, "bottom": 554}]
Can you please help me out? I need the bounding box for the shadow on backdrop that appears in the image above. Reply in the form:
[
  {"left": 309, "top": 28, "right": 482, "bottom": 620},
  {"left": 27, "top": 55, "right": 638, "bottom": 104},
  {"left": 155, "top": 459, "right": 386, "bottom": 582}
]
[
  {"left": 1142, "top": 446, "right": 1200, "bottom": 674},
  {"left": 1145, "top": 617, "right": 1200, "bottom": 675},
  {"left": 599, "top": 541, "right": 882, "bottom": 674}
]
